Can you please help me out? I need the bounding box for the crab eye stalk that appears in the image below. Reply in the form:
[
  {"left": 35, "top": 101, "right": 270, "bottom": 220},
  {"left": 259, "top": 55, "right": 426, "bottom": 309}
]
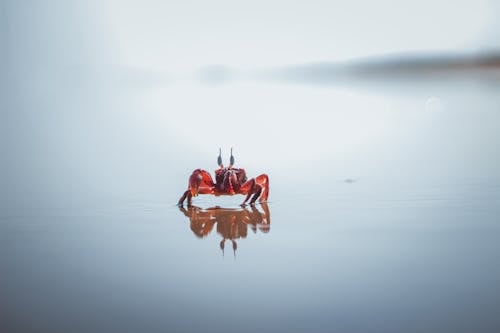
[
  {"left": 229, "top": 147, "right": 235, "bottom": 167},
  {"left": 217, "top": 148, "right": 223, "bottom": 168}
]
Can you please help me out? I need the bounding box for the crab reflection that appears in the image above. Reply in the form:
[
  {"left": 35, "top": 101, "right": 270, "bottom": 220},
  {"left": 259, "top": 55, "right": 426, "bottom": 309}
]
[{"left": 178, "top": 203, "right": 270, "bottom": 256}]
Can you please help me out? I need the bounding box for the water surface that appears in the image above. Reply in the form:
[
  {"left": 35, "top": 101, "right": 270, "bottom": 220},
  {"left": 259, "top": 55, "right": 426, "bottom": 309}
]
[{"left": 2, "top": 80, "right": 500, "bottom": 333}]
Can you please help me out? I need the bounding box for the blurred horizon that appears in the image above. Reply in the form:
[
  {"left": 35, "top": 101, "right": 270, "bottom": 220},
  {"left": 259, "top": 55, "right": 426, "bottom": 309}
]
[{"left": 3, "top": 0, "right": 500, "bottom": 69}]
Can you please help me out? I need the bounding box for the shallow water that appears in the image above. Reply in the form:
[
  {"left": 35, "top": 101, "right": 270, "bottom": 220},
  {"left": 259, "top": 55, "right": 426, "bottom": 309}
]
[{"left": 2, "top": 79, "right": 500, "bottom": 332}]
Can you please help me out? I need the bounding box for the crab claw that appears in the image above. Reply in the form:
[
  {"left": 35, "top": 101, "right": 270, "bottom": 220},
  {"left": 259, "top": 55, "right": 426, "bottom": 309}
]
[
  {"left": 178, "top": 169, "right": 216, "bottom": 206},
  {"left": 189, "top": 170, "right": 203, "bottom": 196}
]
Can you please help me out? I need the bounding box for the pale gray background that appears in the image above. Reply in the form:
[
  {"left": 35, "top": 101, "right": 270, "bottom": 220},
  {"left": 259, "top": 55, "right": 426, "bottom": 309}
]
[{"left": 2, "top": 1, "right": 500, "bottom": 332}]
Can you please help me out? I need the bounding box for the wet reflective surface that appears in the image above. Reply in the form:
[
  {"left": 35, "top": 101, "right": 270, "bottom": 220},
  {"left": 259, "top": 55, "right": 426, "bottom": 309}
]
[
  {"left": 178, "top": 203, "right": 271, "bottom": 257},
  {"left": 3, "top": 80, "right": 500, "bottom": 332}
]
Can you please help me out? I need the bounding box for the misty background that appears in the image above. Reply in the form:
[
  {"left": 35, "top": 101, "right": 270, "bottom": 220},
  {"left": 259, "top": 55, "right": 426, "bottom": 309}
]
[{"left": 3, "top": 0, "right": 500, "bottom": 214}]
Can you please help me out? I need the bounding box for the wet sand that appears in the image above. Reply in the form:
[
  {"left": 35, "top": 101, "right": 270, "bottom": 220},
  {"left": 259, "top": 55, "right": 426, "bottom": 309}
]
[{"left": 2, "top": 77, "right": 500, "bottom": 332}]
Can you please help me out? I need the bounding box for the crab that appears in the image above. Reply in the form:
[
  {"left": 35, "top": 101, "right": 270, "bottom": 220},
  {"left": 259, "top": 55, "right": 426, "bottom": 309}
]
[{"left": 178, "top": 149, "right": 269, "bottom": 206}]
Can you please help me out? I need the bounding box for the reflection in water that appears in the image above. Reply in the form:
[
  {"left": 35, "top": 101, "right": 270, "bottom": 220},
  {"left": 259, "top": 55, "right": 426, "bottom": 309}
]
[{"left": 179, "top": 203, "right": 270, "bottom": 257}]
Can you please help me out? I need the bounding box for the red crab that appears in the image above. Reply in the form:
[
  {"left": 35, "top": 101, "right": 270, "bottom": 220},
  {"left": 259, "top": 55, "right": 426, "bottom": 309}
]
[{"left": 178, "top": 149, "right": 269, "bottom": 206}]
